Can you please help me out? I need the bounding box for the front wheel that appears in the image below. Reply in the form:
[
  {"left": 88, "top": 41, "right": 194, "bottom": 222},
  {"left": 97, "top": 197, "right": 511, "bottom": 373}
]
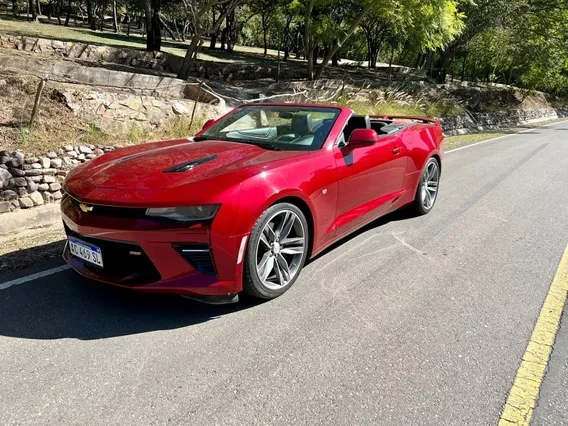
[
  {"left": 411, "top": 157, "right": 440, "bottom": 215},
  {"left": 243, "top": 203, "right": 309, "bottom": 300}
]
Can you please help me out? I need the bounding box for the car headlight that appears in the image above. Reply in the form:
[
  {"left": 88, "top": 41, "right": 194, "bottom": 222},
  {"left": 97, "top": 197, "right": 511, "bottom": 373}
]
[{"left": 145, "top": 205, "right": 220, "bottom": 222}]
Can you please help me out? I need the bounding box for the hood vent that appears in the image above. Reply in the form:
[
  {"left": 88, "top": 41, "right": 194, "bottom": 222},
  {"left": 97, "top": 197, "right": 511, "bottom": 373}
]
[{"left": 163, "top": 154, "right": 218, "bottom": 173}]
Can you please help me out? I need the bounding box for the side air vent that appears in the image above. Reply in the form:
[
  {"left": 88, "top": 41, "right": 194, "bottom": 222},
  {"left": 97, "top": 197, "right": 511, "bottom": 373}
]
[
  {"left": 173, "top": 244, "right": 217, "bottom": 275},
  {"left": 164, "top": 155, "right": 217, "bottom": 173}
]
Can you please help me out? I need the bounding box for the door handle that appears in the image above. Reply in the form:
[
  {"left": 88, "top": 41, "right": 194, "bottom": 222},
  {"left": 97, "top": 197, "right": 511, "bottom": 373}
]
[{"left": 392, "top": 147, "right": 402, "bottom": 155}]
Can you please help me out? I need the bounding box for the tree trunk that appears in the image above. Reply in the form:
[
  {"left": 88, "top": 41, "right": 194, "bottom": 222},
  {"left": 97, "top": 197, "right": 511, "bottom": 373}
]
[
  {"left": 282, "top": 15, "right": 292, "bottom": 61},
  {"left": 36, "top": 0, "right": 42, "bottom": 16},
  {"left": 261, "top": 13, "right": 268, "bottom": 57},
  {"left": 226, "top": 9, "right": 236, "bottom": 52},
  {"left": 12, "top": 0, "right": 18, "bottom": 16},
  {"left": 304, "top": 0, "right": 313, "bottom": 80},
  {"left": 460, "top": 51, "right": 467, "bottom": 82},
  {"left": 29, "top": 0, "right": 38, "bottom": 21},
  {"left": 331, "top": 50, "right": 339, "bottom": 67},
  {"left": 314, "top": 8, "right": 369, "bottom": 80},
  {"left": 209, "top": 8, "right": 217, "bottom": 49},
  {"left": 112, "top": 0, "right": 118, "bottom": 32},
  {"left": 56, "top": 0, "right": 62, "bottom": 24},
  {"left": 86, "top": 0, "right": 96, "bottom": 29},
  {"left": 64, "top": 0, "right": 72, "bottom": 25},
  {"left": 159, "top": 15, "right": 176, "bottom": 40},
  {"left": 144, "top": 0, "right": 161, "bottom": 51}
]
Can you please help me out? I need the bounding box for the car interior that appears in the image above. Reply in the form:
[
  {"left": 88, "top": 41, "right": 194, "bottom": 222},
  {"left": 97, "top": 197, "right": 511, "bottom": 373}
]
[{"left": 218, "top": 111, "right": 403, "bottom": 149}]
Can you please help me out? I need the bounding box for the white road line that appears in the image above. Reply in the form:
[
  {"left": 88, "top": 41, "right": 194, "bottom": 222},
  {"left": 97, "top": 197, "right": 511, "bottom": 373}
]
[
  {"left": 446, "top": 119, "right": 568, "bottom": 154},
  {"left": 0, "top": 265, "right": 71, "bottom": 290}
]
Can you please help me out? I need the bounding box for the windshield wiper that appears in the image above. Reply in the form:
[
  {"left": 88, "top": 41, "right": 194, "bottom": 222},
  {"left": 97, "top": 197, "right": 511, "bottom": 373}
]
[
  {"left": 235, "top": 140, "right": 282, "bottom": 151},
  {"left": 193, "top": 135, "right": 209, "bottom": 142}
]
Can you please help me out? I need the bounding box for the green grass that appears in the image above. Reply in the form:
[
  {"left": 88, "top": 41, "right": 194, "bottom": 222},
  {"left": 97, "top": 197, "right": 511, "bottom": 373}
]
[{"left": 0, "top": 16, "right": 288, "bottom": 64}]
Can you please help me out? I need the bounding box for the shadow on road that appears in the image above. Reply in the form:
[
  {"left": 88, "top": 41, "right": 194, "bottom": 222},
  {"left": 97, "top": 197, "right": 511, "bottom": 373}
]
[{"left": 0, "top": 208, "right": 415, "bottom": 341}]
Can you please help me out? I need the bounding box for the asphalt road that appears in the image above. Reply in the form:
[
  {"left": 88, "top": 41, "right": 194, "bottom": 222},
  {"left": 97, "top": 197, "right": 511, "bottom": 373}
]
[{"left": 2, "top": 122, "right": 568, "bottom": 425}]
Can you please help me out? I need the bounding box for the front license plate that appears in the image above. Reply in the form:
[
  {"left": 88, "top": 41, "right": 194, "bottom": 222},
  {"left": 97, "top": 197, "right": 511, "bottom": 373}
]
[{"left": 68, "top": 237, "right": 104, "bottom": 267}]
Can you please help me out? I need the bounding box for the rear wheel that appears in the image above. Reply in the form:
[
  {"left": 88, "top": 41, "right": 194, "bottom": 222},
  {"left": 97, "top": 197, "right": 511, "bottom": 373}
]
[
  {"left": 243, "top": 203, "right": 309, "bottom": 300},
  {"left": 411, "top": 157, "right": 440, "bottom": 215}
]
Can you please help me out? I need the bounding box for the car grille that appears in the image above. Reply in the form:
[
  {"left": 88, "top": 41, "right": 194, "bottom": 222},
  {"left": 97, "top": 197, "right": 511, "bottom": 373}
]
[
  {"left": 173, "top": 244, "right": 217, "bottom": 276},
  {"left": 62, "top": 193, "right": 147, "bottom": 219},
  {"left": 64, "top": 224, "right": 161, "bottom": 286}
]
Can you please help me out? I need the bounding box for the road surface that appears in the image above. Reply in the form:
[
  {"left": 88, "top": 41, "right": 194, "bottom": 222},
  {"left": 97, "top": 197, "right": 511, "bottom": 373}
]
[{"left": 1, "top": 122, "right": 568, "bottom": 425}]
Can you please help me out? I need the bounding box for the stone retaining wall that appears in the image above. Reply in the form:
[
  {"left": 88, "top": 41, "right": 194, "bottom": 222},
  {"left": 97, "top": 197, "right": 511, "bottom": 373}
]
[
  {"left": 441, "top": 108, "right": 568, "bottom": 135},
  {"left": 0, "top": 33, "right": 303, "bottom": 81},
  {"left": 0, "top": 145, "right": 116, "bottom": 213}
]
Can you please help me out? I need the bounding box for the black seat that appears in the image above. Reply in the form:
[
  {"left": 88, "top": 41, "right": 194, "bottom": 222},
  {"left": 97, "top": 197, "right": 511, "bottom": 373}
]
[
  {"left": 291, "top": 113, "right": 313, "bottom": 136},
  {"left": 343, "top": 115, "right": 371, "bottom": 141}
]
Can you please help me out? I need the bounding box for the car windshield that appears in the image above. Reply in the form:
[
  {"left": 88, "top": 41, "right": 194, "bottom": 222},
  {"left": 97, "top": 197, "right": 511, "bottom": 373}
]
[{"left": 195, "top": 105, "right": 341, "bottom": 150}]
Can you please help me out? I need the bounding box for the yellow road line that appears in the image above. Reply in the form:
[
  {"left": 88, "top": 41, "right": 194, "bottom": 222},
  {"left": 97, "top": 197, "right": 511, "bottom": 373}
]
[{"left": 499, "top": 245, "right": 568, "bottom": 426}]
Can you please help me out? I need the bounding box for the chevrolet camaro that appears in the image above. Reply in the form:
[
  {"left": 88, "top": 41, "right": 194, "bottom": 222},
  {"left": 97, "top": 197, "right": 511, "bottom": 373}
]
[{"left": 61, "top": 104, "right": 443, "bottom": 303}]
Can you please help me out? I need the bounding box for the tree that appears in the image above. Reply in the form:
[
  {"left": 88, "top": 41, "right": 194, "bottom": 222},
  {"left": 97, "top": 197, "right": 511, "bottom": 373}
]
[
  {"left": 145, "top": 0, "right": 162, "bottom": 51},
  {"left": 176, "top": 0, "right": 244, "bottom": 80}
]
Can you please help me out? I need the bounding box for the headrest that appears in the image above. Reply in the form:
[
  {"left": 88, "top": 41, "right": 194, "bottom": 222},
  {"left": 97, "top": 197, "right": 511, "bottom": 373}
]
[
  {"left": 348, "top": 115, "right": 371, "bottom": 129},
  {"left": 291, "top": 113, "right": 313, "bottom": 135}
]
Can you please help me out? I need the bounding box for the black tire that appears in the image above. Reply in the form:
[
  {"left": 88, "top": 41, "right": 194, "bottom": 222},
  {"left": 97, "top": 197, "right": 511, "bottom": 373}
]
[
  {"left": 411, "top": 157, "right": 440, "bottom": 216},
  {"left": 243, "top": 203, "right": 310, "bottom": 300}
]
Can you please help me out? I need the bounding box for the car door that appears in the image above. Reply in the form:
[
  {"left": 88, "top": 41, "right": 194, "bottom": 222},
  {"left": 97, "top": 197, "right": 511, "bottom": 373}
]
[{"left": 332, "top": 133, "right": 408, "bottom": 236}]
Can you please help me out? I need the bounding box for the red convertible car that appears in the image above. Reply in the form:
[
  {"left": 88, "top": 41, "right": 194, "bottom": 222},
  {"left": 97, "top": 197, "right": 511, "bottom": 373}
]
[{"left": 62, "top": 104, "right": 443, "bottom": 303}]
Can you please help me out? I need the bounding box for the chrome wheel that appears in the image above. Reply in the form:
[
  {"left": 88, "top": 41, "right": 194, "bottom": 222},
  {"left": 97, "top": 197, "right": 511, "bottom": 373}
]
[
  {"left": 255, "top": 209, "right": 306, "bottom": 290},
  {"left": 420, "top": 159, "right": 439, "bottom": 210}
]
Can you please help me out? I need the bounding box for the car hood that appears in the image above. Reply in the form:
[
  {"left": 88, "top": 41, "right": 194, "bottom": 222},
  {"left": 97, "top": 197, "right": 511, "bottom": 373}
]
[{"left": 65, "top": 139, "right": 307, "bottom": 203}]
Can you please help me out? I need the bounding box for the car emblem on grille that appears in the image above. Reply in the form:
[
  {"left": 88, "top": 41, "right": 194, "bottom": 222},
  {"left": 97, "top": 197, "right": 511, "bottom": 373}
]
[{"left": 79, "top": 203, "right": 94, "bottom": 213}]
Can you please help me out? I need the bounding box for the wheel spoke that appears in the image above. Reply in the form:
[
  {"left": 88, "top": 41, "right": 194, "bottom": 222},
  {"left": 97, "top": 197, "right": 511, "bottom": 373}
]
[
  {"left": 259, "top": 233, "right": 271, "bottom": 248},
  {"left": 276, "top": 254, "right": 291, "bottom": 282},
  {"left": 264, "top": 223, "right": 276, "bottom": 242},
  {"left": 273, "top": 258, "right": 286, "bottom": 286},
  {"left": 277, "top": 212, "right": 295, "bottom": 239},
  {"left": 258, "top": 253, "right": 274, "bottom": 282}
]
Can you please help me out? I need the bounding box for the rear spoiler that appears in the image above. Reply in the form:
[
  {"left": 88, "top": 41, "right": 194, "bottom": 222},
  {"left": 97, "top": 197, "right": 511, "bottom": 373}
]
[{"left": 370, "top": 115, "right": 441, "bottom": 126}]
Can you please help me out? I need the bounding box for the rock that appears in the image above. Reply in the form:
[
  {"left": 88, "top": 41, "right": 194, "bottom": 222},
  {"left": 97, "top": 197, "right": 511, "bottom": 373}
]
[
  {"left": 42, "top": 192, "right": 55, "bottom": 203},
  {"left": 77, "top": 154, "right": 86, "bottom": 161},
  {"left": 8, "top": 158, "right": 22, "bottom": 168},
  {"left": 50, "top": 158, "right": 63, "bottom": 168},
  {"left": 0, "top": 201, "right": 10, "bottom": 213},
  {"left": 78, "top": 146, "right": 92, "bottom": 154},
  {"left": 25, "top": 169, "right": 43, "bottom": 176},
  {"left": 41, "top": 169, "right": 57, "bottom": 176},
  {"left": 172, "top": 102, "right": 190, "bottom": 115},
  {"left": 38, "top": 183, "right": 49, "bottom": 191},
  {"left": 95, "top": 149, "right": 104, "bottom": 156},
  {"left": 64, "top": 145, "right": 74, "bottom": 151},
  {"left": 18, "top": 197, "right": 33, "bottom": 209},
  {"left": 49, "top": 182, "right": 62, "bottom": 192},
  {"left": 46, "top": 151, "right": 58, "bottom": 159},
  {"left": 13, "top": 177, "right": 27, "bottom": 187},
  {"left": 86, "top": 154, "right": 96, "bottom": 159},
  {"left": 57, "top": 170, "right": 69, "bottom": 177},
  {"left": 29, "top": 191, "right": 44, "bottom": 206},
  {"left": 27, "top": 180, "right": 38, "bottom": 192},
  {"left": 71, "top": 159, "right": 79, "bottom": 165},
  {"left": 28, "top": 176, "right": 43, "bottom": 183},
  {"left": 67, "top": 151, "right": 78, "bottom": 159},
  {"left": 0, "top": 169, "right": 11, "bottom": 181},
  {"left": 14, "top": 152, "right": 24, "bottom": 161},
  {"left": 23, "top": 164, "right": 32, "bottom": 170},
  {"left": 25, "top": 156, "right": 39, "bottom": 164},
  {"left": 0, "top": 164, "right": 7, "bottom": 169},
  {"left": 52, "top": 190, "right": 63, "bottom": 200},
  {"left": 31, "top": 163, "right": 42, "bottom": 169},
  {"left": 0, "top": 155, "right": 10, "bottom": 165},
  {"left": 43, "top": 175, "right": 56, "bottom": 183},
  {"left": 41, "top": 157, "right": 51, "bottom": 168},
  {"left": 88, "top": 144, "right": 95, "bottom": 150},
  {"left": 17, "top": 187, "right": 28, "bottom": 197},
  {"left": 9, "top": 168, "right": 25, "bottom": 177},
  {"left": 58, "top": 149, "right": 65, "bottom": 156},
  {"left": 1, "top": 190, "right": 18, "bottom": 200},
  {"left": 56, "top": 175, "right": 66, "bottom": 183}
]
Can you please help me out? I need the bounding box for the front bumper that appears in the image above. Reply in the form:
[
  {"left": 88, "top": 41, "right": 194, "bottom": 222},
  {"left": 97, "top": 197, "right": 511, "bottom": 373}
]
[{"left": 61, "top": 194, "right": 245, "bottom": 297}]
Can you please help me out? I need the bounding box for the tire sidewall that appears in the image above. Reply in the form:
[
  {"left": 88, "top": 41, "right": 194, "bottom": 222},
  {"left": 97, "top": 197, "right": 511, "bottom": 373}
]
[{"left": 244, "top": 203, "right": 309, "bottom": 299}]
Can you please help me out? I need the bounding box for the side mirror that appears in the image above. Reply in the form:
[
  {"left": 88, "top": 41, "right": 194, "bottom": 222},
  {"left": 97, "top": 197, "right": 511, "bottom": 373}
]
[{"left": 348, "top": 128, "right": 379, "bottom": 147}]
